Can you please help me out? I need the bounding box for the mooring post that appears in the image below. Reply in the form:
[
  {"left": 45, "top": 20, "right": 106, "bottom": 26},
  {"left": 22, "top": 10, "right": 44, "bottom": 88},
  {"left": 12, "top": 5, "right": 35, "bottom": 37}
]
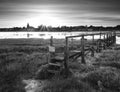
[{"left": 81, "top": 35, "right": 85, "bottom": 64}]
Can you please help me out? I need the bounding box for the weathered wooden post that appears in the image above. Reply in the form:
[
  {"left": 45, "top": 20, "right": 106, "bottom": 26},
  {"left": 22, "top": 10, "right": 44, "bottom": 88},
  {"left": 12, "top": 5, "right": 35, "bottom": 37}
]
[
  {"left": 71, "top": 38, "right": 74, "bottom": 50},
  {"left": 91, "top": 46, "right": 94, "bottom": 57},
  {"left": 64, "top": 37, "right": 69, "bottom": 77},
  {"left": 81, "top": 35, "right": 85, "bottom": 64},
  {"left": 27, "top": 33, "right": 30, "bottom": 38},
  {"left": 106, "top": 33, "right": 109, "bottom": 47},
  {"left": 96, "top": 33, "right": 101, "bottom": 53},
  {"left": 99, "top": 32, "right": 102, "bottom": 52},
  {"left": 100, "top": 32, "right": 102, "bottom": 40},
  {"left": 91, "top": 34, "right": 95, "bottom": 57},
  {"left": 50, "top": 36, "right": 53, "bottom": 46},
  {"left": 49, "top": 36, "right": 55, "bottom": 61},
  {"left": 110, "top": 32, "right": 112, "bottom": 46},
  {"left": 92, "top": 35, "right": 95, "bottom": 44},
  {"left": 114, "top": 31, "right": 116, "bottom": 44},
  {"left": 114, "top": 31, "right": 116, "bottom": 49},
  {"left": 64, "top": 37, "right": 69, "bottom": 68},
  {"left": 110, "top": 32, "right": 112, "bottom": 45},
  {"left": 108, "top": 33, "right": 110, "bottom": 46},
  {"left": 112, "top": 32, "right": 114, "bottom": 45},
  {"left": 103, "top": 33, "right": 106, "bottom": 49}
]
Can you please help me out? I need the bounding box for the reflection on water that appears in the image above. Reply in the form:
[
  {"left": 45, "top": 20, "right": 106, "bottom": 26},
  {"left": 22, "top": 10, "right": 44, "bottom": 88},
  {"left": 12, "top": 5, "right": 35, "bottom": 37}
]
[
  {"left": 0, "top": 32, "right": 97, "bottom": 39},
  {"left": 0, "top": 32, "right": 120, "bottom": 44}
]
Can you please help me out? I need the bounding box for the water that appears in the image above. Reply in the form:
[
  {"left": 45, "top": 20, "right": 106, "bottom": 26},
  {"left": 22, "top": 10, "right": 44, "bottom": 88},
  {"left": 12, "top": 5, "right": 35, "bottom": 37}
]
[
  {"left": 0, "top": 32, "right": 98, "bottom": 39},
  {"left": 0, "top": 31, "right": 120, "bottom": 44}
]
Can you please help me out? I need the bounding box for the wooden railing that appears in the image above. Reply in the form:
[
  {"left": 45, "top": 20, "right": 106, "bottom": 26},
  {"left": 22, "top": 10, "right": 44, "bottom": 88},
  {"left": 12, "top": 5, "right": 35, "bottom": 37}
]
[
  {"left": 47, "top": 31, "right": 116, "bottom": 77},
  {"left": 64, "top": 31, "right": 116, "bottom": 69}
]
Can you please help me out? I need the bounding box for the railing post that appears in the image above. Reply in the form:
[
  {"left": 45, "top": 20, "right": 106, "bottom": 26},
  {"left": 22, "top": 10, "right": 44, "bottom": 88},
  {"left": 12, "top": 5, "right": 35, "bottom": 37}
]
[
  {"left": 100, "top": 32, "right": 102, "bottom": 40},
  {"left": 111, "top": 32, "right": 113, "bottom": 44},
  {"left": 92, "top": 35, "right": 94, "bottom": 44},
  {"left": 91, "top": 46, "right": 94, "bottom": 57},
  {"left": 99, "top": 32, "right": 102, "bottom": 52},
  {"left": 114, "top": 31, "right": 116, "bottom": 44},
  {"left": 103, "top": 33, "right": 106, "bottom": 49},
  {"left": 106, "top": 33, "right": 109, "bottom": 47},
  {"left": 91, "top": 35, "right": 95, "bottom": 57},
  {"left": 114, "top": 31, "right": 116, "bottom": 49},
  {"left": 108, "top": 33, "right": 110, "bottom": 46},
  {"left": 96, "top": 33, "right": 101, "bottom": 53},
  {"left": 64, "top": 37, "right": 69, "bottom": 71},
  {"left": 81, "top": 35, "right": 85, "bottom": 64},
  {"left": 110, "top": 32, "right": 112, "bottom": 45},
  {"left": 71, "top": 38, "right": 74, "bottom": 50}
]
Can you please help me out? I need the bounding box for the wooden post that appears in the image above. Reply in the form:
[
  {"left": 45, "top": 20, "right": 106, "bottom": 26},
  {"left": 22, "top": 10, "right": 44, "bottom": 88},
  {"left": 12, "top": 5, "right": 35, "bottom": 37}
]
[
  {"left": 110, "top": 32, "right": 112, "bottom": 45},
  {"left": 108, "top": 33, "right": 110, "bottom": 46},
  {"left": 100, "top": 32, "right": 102, "bottom": 40},
  {"left": 106, "top": 33, "right": 109, "bottom": 47},
  {"left": 91, "top": 35, "right": 95, "bottom": 57},
  {"left": 27, "top": 33, "right": 30, "bottom": 38},
  {"left": 96, "top": 33, "right": 101, "bottom": 53},
  {"left": 103, "top": 33, "right": 106, "bottom": 49},
  {"left": 81, "top": 35, "right": 85, "bottom": 64},
  {"left": 49, "top": 36, "right": 54, "bottom": 60},
  {"left": 50, "top": 36, "right": 53, "bottom": 46},
  {"left": 64, "top": 37, "right": 69, "bottom": 70},
  {"left": 99, "top": 33, "right": 102, "bottom": 52},
  {"left": 114, "top": 31, "right": 116, "bottom": 44},
  {"left": 71, "top": 38, "right": 74, "bottom": 50},
  {"left": 114, "top": 31, "right": 116, "bottom": 49},
  {"left": 112, "top": 32, "right": 114, "bottom": 44},
  {"left": 91, "top": 46, "right": 94, "bottom": 57},
  {"left": 92, "top": 35, "right": 94, "bottom": 44}
]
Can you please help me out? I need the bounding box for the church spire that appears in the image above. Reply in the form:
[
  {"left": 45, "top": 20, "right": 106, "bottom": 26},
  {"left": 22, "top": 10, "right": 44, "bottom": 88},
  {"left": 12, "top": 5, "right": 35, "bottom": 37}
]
[{"left": 27, "top": 23, "right": 30, "bottom": 28}]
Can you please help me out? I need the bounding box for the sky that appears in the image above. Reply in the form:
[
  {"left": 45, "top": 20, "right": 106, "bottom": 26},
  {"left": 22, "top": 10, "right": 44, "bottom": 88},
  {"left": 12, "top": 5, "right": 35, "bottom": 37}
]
[{"left": 0, "top": 0, "right": 120, "bottom": 28}]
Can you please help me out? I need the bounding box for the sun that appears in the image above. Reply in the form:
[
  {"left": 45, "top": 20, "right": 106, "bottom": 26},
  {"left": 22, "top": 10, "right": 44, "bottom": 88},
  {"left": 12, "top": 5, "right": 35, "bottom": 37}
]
[{"left": 26, "top": 11, "right": 64, "bottom": 27}]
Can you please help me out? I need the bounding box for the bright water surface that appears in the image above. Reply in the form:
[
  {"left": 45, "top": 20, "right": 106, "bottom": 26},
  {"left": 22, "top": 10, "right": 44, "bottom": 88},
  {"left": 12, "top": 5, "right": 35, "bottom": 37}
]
[{"left": 0, "top": 32, "right": 120, "bottom": 44}]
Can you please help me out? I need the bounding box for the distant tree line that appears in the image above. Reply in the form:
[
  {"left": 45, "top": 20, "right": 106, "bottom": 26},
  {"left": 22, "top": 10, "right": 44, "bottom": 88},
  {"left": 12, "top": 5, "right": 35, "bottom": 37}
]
[{"left": 0, "top": 25, "right": 120, "bottom": 32}]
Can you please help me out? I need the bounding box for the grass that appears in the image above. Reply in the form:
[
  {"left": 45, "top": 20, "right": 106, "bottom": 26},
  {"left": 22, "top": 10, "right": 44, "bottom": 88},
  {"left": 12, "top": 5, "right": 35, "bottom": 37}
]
[
  {"left": 94, "top": 50, "right": 120, "bottom": 68},
  {"left": 0, "top": 38, "right": 120, "bottom": 92},
  {"left": 0, "top": 43, "right": 48, "bottom": 92},
  {"left": 41, "top": 77, "right": 96, "bottom": 92},
  {"left": 83, "top": 67, "right": 120, "bottom": 91}
]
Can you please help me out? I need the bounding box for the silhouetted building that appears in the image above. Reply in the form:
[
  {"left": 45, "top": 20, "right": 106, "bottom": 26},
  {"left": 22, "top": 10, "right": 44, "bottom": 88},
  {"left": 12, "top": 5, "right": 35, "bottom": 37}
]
[{"left": 26, "top": 23, "right": 35, "bottom": 31}]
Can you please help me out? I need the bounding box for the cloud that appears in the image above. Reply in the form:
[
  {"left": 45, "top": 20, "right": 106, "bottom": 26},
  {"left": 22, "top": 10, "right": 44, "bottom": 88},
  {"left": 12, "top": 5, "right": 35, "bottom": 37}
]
[{"left": 0, "top": 0, "right": 120, "bottom": 27}]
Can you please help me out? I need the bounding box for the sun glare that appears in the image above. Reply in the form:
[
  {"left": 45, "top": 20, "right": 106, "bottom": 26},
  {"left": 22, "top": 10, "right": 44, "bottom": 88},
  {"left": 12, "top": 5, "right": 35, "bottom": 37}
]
[{"left": 26, "top": 10, "right": 64, "bottom": 27}]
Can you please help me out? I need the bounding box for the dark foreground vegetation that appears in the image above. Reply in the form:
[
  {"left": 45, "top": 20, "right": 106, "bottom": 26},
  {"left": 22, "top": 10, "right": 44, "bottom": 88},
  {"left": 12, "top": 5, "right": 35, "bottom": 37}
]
[{"left": 0, "top": 39, "right": 120, "bottom": 92}]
